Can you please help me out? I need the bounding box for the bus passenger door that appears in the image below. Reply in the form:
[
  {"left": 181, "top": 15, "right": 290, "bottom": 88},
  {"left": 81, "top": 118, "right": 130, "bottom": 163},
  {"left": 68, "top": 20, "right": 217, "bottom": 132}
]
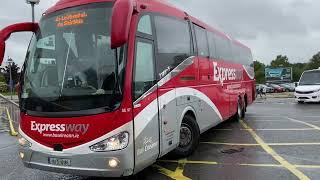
[{"left": 132, "top": 38, "right": 160, "bottom": 173}]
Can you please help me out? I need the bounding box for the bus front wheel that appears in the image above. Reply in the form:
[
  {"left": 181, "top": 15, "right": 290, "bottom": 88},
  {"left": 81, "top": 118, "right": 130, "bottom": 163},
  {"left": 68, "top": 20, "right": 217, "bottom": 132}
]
[{"left": 172, "top": 114, "right": 200, "bottom": 157}]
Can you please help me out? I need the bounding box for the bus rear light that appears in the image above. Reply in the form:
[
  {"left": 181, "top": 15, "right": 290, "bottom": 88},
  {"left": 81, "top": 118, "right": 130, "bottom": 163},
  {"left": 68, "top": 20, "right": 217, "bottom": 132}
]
[{"left": 89, "top": 132, "right": 129, "bottom": 152}]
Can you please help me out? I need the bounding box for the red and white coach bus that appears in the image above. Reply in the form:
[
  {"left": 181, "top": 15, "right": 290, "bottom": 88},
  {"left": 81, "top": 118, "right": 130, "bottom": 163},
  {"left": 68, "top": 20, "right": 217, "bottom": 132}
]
[{"left": 0, "top": 0, "right": 255, "bottom": 177}]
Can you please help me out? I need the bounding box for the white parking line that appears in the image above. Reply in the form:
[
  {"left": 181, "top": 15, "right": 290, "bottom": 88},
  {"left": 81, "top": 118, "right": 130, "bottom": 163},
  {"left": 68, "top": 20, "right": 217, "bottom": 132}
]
[{"left": 247, "top": 116, "right": 285, "bottom": 118}]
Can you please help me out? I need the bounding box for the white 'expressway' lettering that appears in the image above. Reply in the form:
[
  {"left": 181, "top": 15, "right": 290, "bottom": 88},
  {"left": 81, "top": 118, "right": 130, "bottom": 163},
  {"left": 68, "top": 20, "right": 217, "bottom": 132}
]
[{"left": 31, "top": 121, "right": 89, "bottom": 135}]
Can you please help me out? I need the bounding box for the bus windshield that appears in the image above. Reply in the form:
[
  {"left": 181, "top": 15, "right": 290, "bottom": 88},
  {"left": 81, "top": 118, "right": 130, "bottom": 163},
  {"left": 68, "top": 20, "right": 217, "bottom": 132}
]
[
  {"left": 299, "top": 71, "right": 320, "bottom": 85},
  {"left": 21, "top": 2, "right": 126, "bottom": 114}
]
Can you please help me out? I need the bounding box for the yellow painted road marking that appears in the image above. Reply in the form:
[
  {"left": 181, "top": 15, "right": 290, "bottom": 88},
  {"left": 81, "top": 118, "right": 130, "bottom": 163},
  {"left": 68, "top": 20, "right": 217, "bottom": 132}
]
[
  {"left": 159, "top": 159, "right": 280, "bottom": 167},
  {"left": 153, "top": 159, "right": 191, "bottom": 180},
  {"left": 251, "top": 120, "right": 290, "bottom": 122},
  {"left": 248, "top": 128, "right": 315, "bottom": 131},
  {"left": 158, "top": 159, "right": 320, "bottom": 169},
  {"left": 201, "top": 142, "right": 320, "bottom": 146},
  {"left": 268, "top": 142, "right": 320, "bottom": 146},
  {"left": 5, "top": 108, "right": 18, "bottom": 136},
  {"left": 159, "top": 159, "right": 218, "bottom": 165},
  {"left": 240, "top": 120, "right": 310, "bottom": 180},
  {"left": 295, "top": 165, "right": 320, "bottom": 169},
  {"left": 252, "top": 119, "right": 320, "bottom": 122},
  {"left": 211, "top": 128, "right": 233, "bottom": 131},
  {"left": 211, "top": 128, "right": 315, "bottom": 131},
  {"left": 287, "top": 117, "right": 320, "bottom": 131},
  {"left": 201, "top": 142, "right": 260, "bottom": 146},
  {"left": 247, "top": 115, "right": 284, "bottom": 118},
  {"left": 240, "top": 163, "right": 283, "bottom": 167}
]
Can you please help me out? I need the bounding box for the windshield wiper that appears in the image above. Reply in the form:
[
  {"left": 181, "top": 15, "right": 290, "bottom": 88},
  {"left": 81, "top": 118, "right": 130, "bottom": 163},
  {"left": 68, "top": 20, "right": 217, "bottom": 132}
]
[{"left": 60, "top": 31, "right": 73, "bottom": 97}]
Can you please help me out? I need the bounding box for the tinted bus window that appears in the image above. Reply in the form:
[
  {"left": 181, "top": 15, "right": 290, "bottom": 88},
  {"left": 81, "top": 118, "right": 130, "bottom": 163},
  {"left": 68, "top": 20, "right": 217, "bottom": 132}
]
[
  {"left": 215, "top": 34, "right": 232, "bottom": 61},
  {"left": 233, "top": 44, "right": 252, "bottom": 66},
  {"left": 154, "top": 16, "right": 191, "bottom": 79},
  {"left": 138, "top": 15, "right": 153, "bottom": 35},
  {"left": 207, "top": 32, "right": 216, "bottom": 59},
  {"left": 232, "top": 43, "right": 241, "bottom": 64},
  {"left": 133, "top": 41, "right": 156, "bottom": 101},
  {"left": 194, "top": 25, "right": 209, "bottom": 57}
]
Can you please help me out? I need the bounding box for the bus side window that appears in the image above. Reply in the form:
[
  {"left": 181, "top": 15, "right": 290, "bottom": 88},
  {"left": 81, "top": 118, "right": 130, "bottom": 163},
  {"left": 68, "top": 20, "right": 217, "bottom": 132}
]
[
  {"left": 194, "top": 25, "right": 209, "bottom": 57},
  {"left": 133, "top": 40, "right": 156, "bottom": 101},
  {"left": 208, "top": 32, "right": 217, "bottom": 59},
  {"left": 137, "top": 15, "right": 153, "bottom": 35},
  {"left": 154, "top": 15, "right": 191, "bottom": 79},
  {"left": 214, "top": 34, "right": 232, "bottom": 61}
]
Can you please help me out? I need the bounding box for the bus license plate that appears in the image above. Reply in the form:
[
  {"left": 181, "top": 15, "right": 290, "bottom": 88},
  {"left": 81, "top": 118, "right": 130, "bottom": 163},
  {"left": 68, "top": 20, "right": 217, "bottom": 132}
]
[{"left": 48, "top": 157, "right": 71, "bottom": 166}]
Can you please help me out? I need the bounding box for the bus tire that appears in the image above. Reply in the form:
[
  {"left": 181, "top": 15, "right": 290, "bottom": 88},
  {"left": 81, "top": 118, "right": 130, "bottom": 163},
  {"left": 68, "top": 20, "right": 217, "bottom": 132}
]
[
  {"left": 241, "top": 105, "right": 245, "bottom": 119},
  {"left": 172, "top": 114, "right": 200, "bottom": 157},
  {"left": 241, "top": 97, "right": 246, "bottom": 118},
  {"left": 233, "top": 99, "right": 242, "bottom": 121}
]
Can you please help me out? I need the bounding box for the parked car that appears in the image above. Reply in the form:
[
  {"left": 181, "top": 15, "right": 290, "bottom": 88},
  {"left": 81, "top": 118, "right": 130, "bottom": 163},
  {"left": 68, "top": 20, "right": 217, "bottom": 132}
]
[
  {"left": 279, "top": 84, "right": 295, "bottom": 92},
  {"left": 267, "top": 84, "right": 285, "bottom": 93},
  {"left": 295, "top": 68, "right": 320, "bottom": 103},
  {"left": 257, "top": 84, "right": 274, "bottom": 93},
  {"left": 284, "top": 83, "right": 296, "bottom": 89}
]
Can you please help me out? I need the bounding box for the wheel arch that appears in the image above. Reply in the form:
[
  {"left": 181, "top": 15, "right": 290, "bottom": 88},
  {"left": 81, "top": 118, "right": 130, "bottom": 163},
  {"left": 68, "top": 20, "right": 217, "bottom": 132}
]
[{"left": 178, "top": 106, "right": 198, "bottom": 129}]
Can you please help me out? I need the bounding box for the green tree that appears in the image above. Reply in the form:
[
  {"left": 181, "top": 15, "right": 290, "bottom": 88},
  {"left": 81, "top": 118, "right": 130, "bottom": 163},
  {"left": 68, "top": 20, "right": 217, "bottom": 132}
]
[
  {"left": 0, "top": 73, "right": 5, "bottom": 82},
  {"left": 292, "top": 63, "right": 306, "bottom": 82},
  {"left": 270, "top": 55, "right": 291, "bottom": 67},
  {"left": 305, "top": 52, "right": 320, "bottom": 70},
  {"left": 254, "top": 60, "right": 265, "bottom": 84},
  {"left": 3, "top": 61, "right": 20, "bottom": 86}
]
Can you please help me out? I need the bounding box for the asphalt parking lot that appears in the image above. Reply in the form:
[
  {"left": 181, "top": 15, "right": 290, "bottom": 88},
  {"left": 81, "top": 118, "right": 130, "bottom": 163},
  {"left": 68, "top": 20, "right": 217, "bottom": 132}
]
[{"left": 1, "top": 97, "right": 320, "bottom": 180}]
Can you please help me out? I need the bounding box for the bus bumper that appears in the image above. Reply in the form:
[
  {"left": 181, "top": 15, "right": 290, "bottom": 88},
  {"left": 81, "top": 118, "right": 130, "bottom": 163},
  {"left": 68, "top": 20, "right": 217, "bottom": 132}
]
[
  {"left": 20, "top": 146, "right": 134, "bottom": 177},
  {"left": 18, "top": 123, "right": 135, "bottom": 177}
]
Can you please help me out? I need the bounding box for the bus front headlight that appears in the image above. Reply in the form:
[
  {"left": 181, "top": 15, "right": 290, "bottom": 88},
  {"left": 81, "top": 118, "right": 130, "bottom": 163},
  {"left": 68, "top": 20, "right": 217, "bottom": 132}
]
[
  {"left": 90, "top": 132, "right": 129, "bottom": 152},
  {"left": 18, "top": 135, "right": 32, "bottom": 147}
]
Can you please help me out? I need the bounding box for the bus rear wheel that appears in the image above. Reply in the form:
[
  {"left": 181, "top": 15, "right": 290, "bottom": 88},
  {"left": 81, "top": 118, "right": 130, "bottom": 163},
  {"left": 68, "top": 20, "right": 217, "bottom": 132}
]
[
  {"left": 233, "top": 98, "right": 244, "bottom": 121},
  {"left": 172, "top": 114, "right": 200, "bottom": 157}
]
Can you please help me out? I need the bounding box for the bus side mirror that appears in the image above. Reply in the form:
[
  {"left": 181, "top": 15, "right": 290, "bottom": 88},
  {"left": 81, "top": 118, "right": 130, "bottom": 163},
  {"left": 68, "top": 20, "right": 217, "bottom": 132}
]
[
  {"left": 110, "top": 0, "right": 134, "bottom": 49},
  {"left": 295, "top": 82, "right": 298, "bottom": 87},
  {"left": 0, "top": 22, "right": 39, "bottom": 65}
]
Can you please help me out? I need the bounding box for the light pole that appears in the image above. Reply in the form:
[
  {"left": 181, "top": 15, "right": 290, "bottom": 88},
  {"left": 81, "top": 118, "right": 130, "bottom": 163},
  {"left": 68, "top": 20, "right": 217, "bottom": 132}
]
[
  {"left": 26, "top": 0, "right": 40, "bottom": 23},
  {"left": 7, "top": 57, "right": 13, "bottom": 100}
]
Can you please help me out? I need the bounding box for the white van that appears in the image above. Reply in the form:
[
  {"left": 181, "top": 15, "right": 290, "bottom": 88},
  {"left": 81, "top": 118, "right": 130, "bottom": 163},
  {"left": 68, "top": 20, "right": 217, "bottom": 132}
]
[{"left": 295, "top": 68, "right": 320, "bottom": 103}]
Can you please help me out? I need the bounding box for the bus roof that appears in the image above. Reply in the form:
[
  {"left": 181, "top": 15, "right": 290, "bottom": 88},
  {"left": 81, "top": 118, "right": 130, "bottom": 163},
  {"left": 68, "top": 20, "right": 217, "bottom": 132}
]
[{"left": 46, "top": 0, "right": 250, "bottom": 51}]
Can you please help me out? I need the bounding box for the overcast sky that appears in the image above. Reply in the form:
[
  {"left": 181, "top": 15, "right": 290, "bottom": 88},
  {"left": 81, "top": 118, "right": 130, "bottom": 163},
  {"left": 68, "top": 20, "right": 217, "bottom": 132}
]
[{"left": 1, "top": 0, "right": 320, "bottom": 67}]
